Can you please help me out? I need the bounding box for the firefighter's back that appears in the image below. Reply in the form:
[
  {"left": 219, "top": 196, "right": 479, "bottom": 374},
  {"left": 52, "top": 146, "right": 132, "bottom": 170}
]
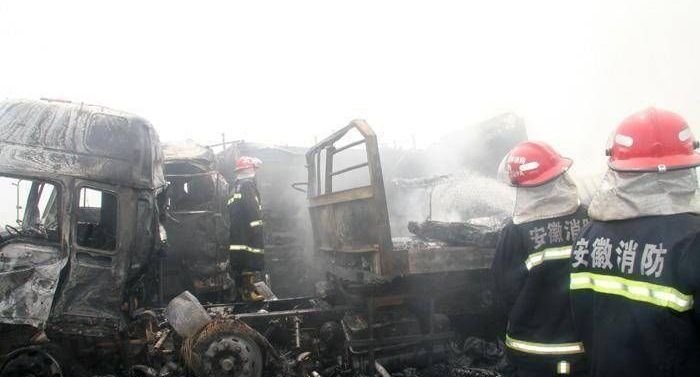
[{"left": 571, "top": 214, "right": 700, "bottom": 377}]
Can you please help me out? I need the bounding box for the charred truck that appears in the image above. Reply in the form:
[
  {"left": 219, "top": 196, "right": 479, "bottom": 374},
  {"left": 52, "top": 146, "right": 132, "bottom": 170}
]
[
  {"left": 0, "top": 99, "right": 167, "bottom": 375},
  {"left": 0, "top": 104, "right": 509, "bottom": 377},
  {"left": 299, "top": 120, "right": 504, "bottom": 371}
]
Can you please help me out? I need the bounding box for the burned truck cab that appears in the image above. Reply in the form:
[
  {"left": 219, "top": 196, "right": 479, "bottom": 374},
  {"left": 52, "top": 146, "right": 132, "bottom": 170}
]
[
  {"left": 162, "top": 141, "right": 232, "bottom": 302},
  {"left": 0, "top": 99, "right": 166, "bottom": 362}
]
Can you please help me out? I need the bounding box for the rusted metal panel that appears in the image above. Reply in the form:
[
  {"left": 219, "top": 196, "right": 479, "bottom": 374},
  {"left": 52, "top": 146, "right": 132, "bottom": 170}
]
[
  {"left": 305, "top": 121, "right": 395, "bottom": 280},
  {"left": 405, "top": 246, "right": 495, "bottom": 274},
  {"left": 308, "top": 186, "right": 374, "bottom": 208}
]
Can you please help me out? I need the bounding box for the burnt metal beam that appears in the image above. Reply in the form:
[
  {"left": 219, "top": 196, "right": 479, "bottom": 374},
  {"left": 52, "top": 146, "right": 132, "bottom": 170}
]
[{"left": 331, "top": 162, "right": 369, "bottom": 177}]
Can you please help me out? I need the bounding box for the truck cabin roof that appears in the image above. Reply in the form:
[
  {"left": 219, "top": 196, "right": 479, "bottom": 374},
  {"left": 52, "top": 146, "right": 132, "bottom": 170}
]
[
  {"left": 163, "top": 140, "right": 216, "bottom": 174},
  {"left": 0, "top": 99, "right": 165, "bottom": 190}
]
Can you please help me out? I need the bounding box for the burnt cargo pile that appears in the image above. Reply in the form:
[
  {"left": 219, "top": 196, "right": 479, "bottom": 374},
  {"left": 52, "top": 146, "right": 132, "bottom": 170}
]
[
  {"left": 0, "top": 100, "right": 522, "bottom": 377},
  {"left": 407, "top": 219, "right": 501, "bottom": 248}
]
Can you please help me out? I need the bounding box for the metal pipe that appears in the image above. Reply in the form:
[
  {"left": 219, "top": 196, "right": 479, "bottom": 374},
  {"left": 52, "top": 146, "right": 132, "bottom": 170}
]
[
  {"left": 206, "top": 139, "right": 243, "bottom": 148},
  {"left": 315, "top": 152, "right": 321, "bottom": 195},
  {"left": 427, "top": 297, "right": 435, "bottom": 365},
  {"left": 12, "top": 180, "right": 22, "bottom": 223},
  {"left": 367, "top": 297, "right": 375, "bottom": 374},
  {"left": 334, "top": 139, "right": 366, "bottom": 154},
  {"left": 154, "top": 329, "right": 170, "bottom": 350},
  {"left": 325, "top": 146, "right": 335, "bottom": 193},
  {"left": 165, "top": 171, "right": 218, "bottom": 178},
  {"left": 331, "top": 162, "right": 369, "bottom": 177},
  {"left": 294, "top": 316, "right": 301, "bottom": 348},
  {"left": 375, "top": 361, "right": 391, "bottom": 377},
  {"left": 169, "top": 210, "right": 216, "bottom": 215}
]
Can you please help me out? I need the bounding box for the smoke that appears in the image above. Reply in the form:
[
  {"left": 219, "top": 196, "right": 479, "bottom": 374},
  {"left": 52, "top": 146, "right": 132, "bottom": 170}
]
[
  {"left": 430, "top": 171, "right": 514, "bottom": 222},
  {"left": 237, "top": 114, "right": 525, "bottom": 295},
  {"left": 387, "top": 170, "right": 514, "bottom": 235},
  {"left": 383, "top": 113, "right": 525, "bottom": 234}
]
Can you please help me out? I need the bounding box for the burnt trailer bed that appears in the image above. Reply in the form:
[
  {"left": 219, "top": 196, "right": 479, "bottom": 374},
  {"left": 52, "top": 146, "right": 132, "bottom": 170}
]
[
  {"left": 304, "top": 119, "right": 496, "bottom": 282},
  {"left": 301, "top": 120, "right": 501, "bottom": 372}
]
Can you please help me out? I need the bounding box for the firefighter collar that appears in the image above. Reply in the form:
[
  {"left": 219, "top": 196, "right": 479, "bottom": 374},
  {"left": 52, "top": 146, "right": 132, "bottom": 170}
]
[
  {"left": 588, "top": 168, "right": 700, "bottom": 221},
  {"left": 512, "top": 173, "right": 580, "bottom": 225}
]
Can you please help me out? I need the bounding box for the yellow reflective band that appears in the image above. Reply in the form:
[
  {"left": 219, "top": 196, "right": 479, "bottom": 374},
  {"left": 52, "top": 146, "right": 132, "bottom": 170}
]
[
  {"left": 557, "top": 361, "right": 571, "bottom": 375},
  {"left": 505, "top": 335, "right": 584, "bottom": 355},
  {"left": 227, "top": 193, "right": 242, "bottom": 205},
  {"left": 250, "top": 220, "right": 263, "bottom": 227},
  {"left": 570, "top": 272, "right": 694, "bottom": 312},
  {"left": 228, "top": 245, "right": 264, "bottom": 254},
  {"left": 525, "top": 246, "right": 572, "bottom": 270}
]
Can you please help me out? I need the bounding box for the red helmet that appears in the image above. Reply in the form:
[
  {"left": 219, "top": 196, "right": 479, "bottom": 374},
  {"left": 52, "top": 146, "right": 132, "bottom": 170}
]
[
  {"left": 607, "top": 107, "right": 700, "bottom": 172},
  {"left": 235, "top": 156, "right": 262, "bottom": 171},
  {"left": 500, "top": 141, "right": 572, "bottom": 187}
]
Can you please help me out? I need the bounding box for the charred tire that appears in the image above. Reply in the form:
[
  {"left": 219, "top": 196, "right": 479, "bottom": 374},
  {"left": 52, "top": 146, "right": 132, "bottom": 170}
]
[
  {"left": 183, "top": 321, "right": 263, "bottom": 377},
  {"left": 0, "top": 346, "right": 62, "bottom": 377}
]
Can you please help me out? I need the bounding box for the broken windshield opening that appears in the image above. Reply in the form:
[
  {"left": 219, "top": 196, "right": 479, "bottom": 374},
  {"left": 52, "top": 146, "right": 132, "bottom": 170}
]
[
  {"left": 0, "top": 176, "right": 60, "bottom": 242},
  {"left": 166, "top": 174, "right": 217, "bottom": 211}
]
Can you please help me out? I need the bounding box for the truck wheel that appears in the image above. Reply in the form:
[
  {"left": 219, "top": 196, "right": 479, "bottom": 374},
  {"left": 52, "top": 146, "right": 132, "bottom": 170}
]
[
  {"left": 183, "top": 321, "right": 263, "bottom": 377},
  {"left": 0, "top": 346, "right": 62, "bottom": 377}
]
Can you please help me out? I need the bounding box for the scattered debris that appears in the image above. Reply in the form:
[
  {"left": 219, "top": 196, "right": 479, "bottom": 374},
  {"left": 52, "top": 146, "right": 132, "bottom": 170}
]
[{"left": 407, "top": 219, "right": 502, "bottom": 247}]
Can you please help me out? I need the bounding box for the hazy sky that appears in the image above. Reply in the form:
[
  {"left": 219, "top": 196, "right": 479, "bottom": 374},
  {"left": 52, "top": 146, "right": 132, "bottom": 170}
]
[{"left": 1, "top": 0, "right": 699, "bottom": 174}]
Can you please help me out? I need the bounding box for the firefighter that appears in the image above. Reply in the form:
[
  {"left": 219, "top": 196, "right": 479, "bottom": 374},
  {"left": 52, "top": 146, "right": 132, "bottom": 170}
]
[
  {"left": 569, "top": 108, "right": 700, "bottom": 376},
  {"left": 492, "top": 141, "right": 588, "bottom": 376},
  {"left": 227, "top": 156, "right": 265, "bottom": 301}
]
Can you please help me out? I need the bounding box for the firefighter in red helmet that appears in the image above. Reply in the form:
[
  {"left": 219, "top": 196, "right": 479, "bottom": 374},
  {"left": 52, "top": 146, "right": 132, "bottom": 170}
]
[
  {"left": 492, "top": 141, "right": 588, "bottom": 376},
  {"left": 569, "top": 108, "right": 700, "bottom": 376},
  {"left": 227, "top": 156, "right": 265, "bottom": 301}
]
